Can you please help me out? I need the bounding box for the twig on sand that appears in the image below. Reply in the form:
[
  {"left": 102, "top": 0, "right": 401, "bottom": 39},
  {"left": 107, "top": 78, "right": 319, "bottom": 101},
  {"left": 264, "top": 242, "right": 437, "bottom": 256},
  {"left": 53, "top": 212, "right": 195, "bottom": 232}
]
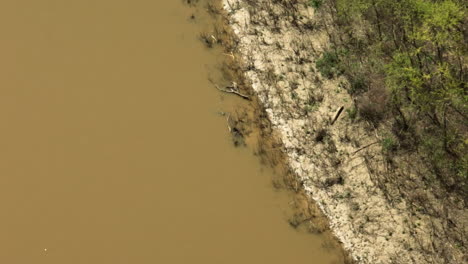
[{"left": 352, "top": 141, "right": 379, "bottom": 155}]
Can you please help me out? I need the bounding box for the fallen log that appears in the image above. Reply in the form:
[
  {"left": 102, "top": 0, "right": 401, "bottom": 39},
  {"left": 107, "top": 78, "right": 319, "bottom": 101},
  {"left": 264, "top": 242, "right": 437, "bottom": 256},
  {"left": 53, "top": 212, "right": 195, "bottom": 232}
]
[{"left": 331, "top": 106, "right": 344, "bottom": 125}]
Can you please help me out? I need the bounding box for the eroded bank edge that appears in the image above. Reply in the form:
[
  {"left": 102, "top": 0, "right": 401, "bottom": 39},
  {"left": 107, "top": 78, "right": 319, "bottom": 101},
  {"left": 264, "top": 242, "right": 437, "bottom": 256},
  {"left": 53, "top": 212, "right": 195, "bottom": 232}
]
[
  {"left": 190, "top": 0, "right": 354, "bottom": 263},
  {"left": 216, "top": 0, "right": 466, "bottom": 263}
]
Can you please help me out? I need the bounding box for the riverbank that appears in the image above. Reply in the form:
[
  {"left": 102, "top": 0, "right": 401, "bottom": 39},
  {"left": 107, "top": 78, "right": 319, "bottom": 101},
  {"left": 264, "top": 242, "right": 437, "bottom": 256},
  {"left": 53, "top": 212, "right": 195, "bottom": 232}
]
[{"left": 217, "top": 0, "right": 466, "bottom": 263}]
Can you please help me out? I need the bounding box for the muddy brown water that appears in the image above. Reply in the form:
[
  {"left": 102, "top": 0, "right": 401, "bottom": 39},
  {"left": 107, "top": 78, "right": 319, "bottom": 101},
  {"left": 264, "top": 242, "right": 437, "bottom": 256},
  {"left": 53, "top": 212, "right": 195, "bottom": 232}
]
[{"left": 0, "top": 1, "right": 345, "bottom": 263}]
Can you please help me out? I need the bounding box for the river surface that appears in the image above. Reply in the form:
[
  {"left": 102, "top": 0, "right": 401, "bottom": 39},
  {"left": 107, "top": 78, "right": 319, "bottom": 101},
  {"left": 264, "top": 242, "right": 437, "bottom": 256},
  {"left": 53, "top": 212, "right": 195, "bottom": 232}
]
[{"left": 0, "top": 1, "right": 344, "bottom": 263}]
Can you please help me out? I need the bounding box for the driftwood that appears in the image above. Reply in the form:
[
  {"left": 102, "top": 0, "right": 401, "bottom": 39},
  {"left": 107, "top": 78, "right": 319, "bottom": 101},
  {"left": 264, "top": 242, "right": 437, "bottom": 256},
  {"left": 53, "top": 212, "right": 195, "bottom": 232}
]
[
  {"left": 213, "top": 82, "right": 250, "bottom": 100},
  {"left": 223, "top": 52, "right": 235, "bottom": 59},
  {"left": 226, "top": 113, "right": 232, "bottom": 132}
]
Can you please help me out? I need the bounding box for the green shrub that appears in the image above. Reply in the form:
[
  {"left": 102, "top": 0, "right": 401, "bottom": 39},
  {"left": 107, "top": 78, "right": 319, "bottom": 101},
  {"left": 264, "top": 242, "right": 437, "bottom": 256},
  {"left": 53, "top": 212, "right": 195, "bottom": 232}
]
[
  {"left": 381, "top": 136, "right": 397, "bottom": 153},
  {"left": 349, "top": 75, "right": 368, "bottom": 95},
  {"left": 358, "top": 102, "right": 384, "bottom": 127},
  {"left": 309, "top": 0, "right": 323, "bottom": 9},
  {"left": 316, "top": 51, "right": 342, "bottom": 79},
  {"left": 346, "top": 107, "right": 358, "bottom": 120}
]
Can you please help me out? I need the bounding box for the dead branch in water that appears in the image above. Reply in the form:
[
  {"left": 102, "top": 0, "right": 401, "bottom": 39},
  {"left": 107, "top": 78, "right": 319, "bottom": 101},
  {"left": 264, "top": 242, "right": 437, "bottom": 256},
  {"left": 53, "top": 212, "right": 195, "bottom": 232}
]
[{"left": 213, "top": 82, "right": 250, "bottom": 100}]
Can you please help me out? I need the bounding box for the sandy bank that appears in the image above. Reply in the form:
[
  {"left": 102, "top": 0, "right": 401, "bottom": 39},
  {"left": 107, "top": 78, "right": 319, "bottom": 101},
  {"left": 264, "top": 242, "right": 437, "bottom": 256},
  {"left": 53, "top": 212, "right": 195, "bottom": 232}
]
[{"left": 220, "top": 0, "right": 467, "bottom": 263}]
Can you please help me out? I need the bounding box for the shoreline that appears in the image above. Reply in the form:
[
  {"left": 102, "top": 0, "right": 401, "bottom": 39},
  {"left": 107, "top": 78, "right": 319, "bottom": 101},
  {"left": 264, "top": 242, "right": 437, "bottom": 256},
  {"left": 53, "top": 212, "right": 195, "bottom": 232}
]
[{"left": 216, "top": 0, "right": 466, "bottom": 263}]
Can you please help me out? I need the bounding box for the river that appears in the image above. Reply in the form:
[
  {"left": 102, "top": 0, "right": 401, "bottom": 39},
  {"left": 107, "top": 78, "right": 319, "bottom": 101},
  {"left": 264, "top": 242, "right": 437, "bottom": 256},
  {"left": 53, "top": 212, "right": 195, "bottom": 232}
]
[{"left": 0, "top": 1, "right": 345, "bottom": 263}]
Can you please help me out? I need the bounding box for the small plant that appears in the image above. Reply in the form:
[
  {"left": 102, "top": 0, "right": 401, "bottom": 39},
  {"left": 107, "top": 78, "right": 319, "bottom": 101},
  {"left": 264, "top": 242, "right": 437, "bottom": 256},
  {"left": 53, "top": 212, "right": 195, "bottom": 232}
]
[
  {"left": 304, "top": 103, "right": 318, "bottom": 113},
  {"left": 309, "top": 0, "right": 323, "bottom": 9},
  {"left": 315, "top": 50, "right": 342, "bottom": 79},
  {"left": 349, "top": 75, "right": 368, "bottom": 95},
  {"left": 346, "top": 107, "right": 358, "bottom": 120},
  {"left": 291, "top": 91, "right": 298, "bottom": 99},
  {"left": 381, "top": 136, "right": 397, "bottom": 152},
  {"left": 304, "top": 95, "right": 319, "bottom": 113}
]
